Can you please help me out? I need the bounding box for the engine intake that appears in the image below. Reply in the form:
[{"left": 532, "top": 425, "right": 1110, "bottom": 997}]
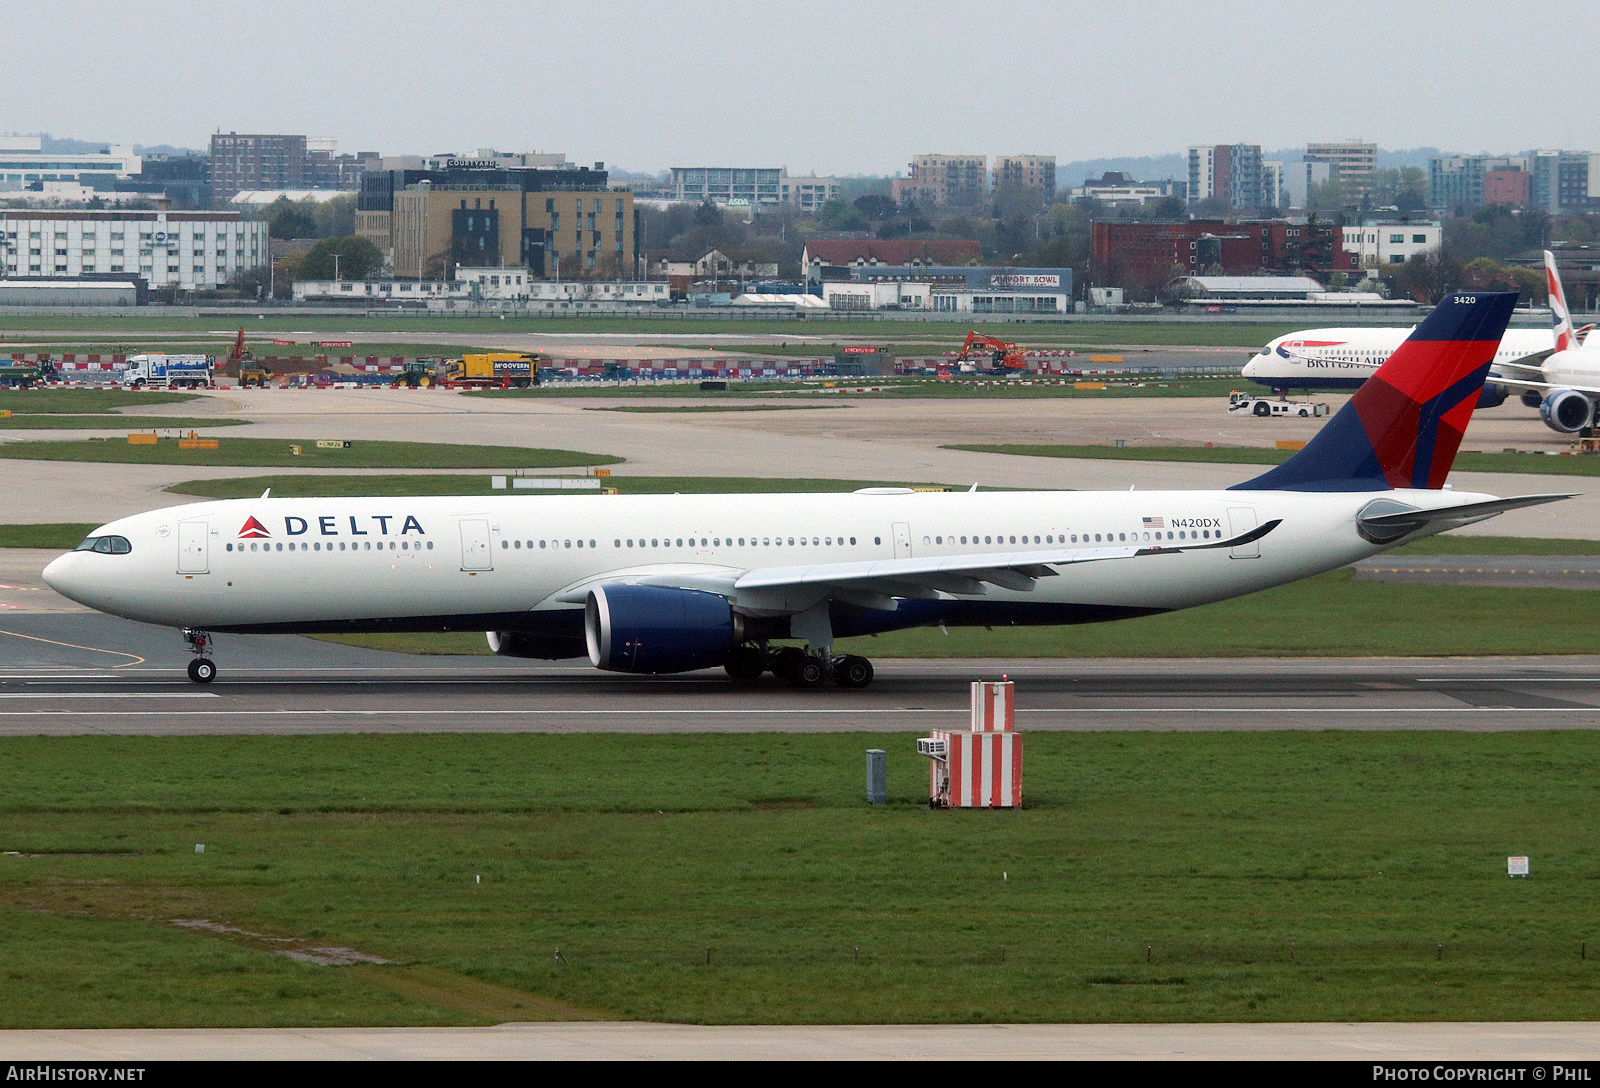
[
  {"left": 1541, "top": 388, "right": 1595, "bottom": 433},
  {"left": 585, "top": 584, "right": 737, "bottom": 674}
]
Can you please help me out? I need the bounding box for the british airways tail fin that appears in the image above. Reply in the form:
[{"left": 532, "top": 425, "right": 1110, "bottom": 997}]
[
  {"left": 1547, "top": 250, "right": 1578, "bottom": 352},
  {"left": 1233, "top": 291, "right": 1518, "bottom": 492}
]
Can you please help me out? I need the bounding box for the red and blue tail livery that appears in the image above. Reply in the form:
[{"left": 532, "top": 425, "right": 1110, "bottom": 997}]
[{"left": 1236, "top": 292, "right": 1518, "bottom": 492}]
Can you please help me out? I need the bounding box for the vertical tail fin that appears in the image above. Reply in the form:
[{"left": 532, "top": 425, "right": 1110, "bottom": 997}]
[
  {"left": 1547, "top": 250, "right": 1577, "bottom": 352},
  {"left": 1233, "top": 292, "right": 1518, "bottom": 492}
]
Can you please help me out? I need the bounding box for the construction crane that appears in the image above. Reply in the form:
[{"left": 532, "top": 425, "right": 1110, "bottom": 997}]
[{"left": 955, "top": 331, "right": 1027, "bottom": 373}]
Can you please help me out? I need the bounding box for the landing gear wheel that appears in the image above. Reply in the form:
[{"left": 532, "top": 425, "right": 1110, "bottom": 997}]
[
  {"left": 187, "top": 659, "right": 216, "bottom": 684},
  {"left": 724, "top": 644, "right": 766, "bottom": 683},
  {"left": 833, "top": 655, "right": 874, "bottom": 689},
  {"left": 794, "top": 658, "right": 828, "bottom": 688}
]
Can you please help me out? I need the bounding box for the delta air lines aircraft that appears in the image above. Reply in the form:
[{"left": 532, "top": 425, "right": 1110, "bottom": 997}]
[{"left": 44, "top": 292, "right": 1564, "bottom": 688}]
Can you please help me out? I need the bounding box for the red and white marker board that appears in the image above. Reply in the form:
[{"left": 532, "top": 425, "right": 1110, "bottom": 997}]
[{"left": 927, "top": 730, "right": 1023, "bottom": 808}]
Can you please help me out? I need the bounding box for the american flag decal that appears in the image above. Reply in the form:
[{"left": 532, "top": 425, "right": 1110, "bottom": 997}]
[{"left": 1142, "top": 516, "right": 1165, "bottom": 528}]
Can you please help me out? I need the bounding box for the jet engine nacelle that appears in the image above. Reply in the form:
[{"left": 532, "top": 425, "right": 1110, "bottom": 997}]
[
  {"left": 1540, "top": 388, "right": 1596, "bottom": 433},
  {"left": 486, "top": 630, "right": 585, "bottom": 660},
  {"left": 584, "top": 584, "right": 737, "bottom": 674},
  {"left": 1476, "top": 382, "right": 1509, "bottom": 410}
]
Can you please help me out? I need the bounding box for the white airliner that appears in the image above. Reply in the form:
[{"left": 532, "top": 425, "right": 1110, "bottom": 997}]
[
  {"left": 1489, "top": 251, "right": 1600, "bottom": 432},
  {"left": 44, "top": 292, "right": 1565, "bottom": 688},
  {"left": 1240, "top": 251, "right": 1599, "bottom": 433}
]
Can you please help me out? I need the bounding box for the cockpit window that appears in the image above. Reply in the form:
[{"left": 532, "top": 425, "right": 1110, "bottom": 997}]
[
  {"left": 74, "top": 535, "right": 132, "bottom": 555},
  {"left": 1258, "top": 345, "right": 1273, "bottom": 356}
]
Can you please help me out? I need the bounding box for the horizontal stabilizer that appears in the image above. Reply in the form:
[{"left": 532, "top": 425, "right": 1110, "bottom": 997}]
[{"left": 1357, "top": 493, "right": 1573, "bottom": 543}]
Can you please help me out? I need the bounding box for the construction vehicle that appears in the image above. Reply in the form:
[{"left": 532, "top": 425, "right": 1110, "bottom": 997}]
[
  {"left": 444, "top": 352, "right": 542, "bottom": 388},
  {"left": 955, "top": 331, "right": 1027, "bottom": 374},
  {"left": 229, "top": 328, "right": 273, "bottom": 388},
  {"left": 391, "top": 360, "right": 436, "bottom": 388},
  {"left": 0, "top": 359, "right": 54, "bottom": 388}
]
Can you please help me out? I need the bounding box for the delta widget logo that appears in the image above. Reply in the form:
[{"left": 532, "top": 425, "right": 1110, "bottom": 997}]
[{"left": 238, "top": 516, "right": 271, "bottom": 539}]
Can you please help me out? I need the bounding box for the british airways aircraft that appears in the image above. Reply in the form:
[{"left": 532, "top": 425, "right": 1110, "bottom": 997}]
[
  {"left": 44, "top": 292, "right": 1564, "bottom": 688},
  {"left": 1489, "top": 251, "right": 1600, "bottom": 432},
  {"left": 1240, "top": 252, "right": 1595, "bottom": 431}
]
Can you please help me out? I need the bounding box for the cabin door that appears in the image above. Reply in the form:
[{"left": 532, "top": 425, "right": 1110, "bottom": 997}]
[
  {"left": 177, "top": 520, "right": 209, "bottom": 574},
  {"left": 892, "top": 521, "right": 913, "bottom": 559},
  {"left": 1226, "top": 507, "right": 1260, "bottom": 559},
  {"left": 459, "top": 519, "right": 494, "bottom": 571}
]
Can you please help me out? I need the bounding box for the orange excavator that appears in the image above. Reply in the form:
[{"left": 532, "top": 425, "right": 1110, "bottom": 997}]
[
  {"left": 229, "top": 328, "right": 272, "bottom": 388},
  {"left": 955, "top": 331, "right": 1027, "bottom": 373}
]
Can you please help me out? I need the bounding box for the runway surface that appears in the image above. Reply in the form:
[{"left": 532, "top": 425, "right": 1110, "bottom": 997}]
[
  {"left": 4, "top": 1020, "right": 1599, "bottom": 1061},
  {"left": 3, "top": 612, "right": 1600, "bottom": 735}
]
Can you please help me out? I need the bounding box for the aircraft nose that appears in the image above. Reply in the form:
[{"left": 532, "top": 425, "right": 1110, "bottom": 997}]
[{"left": 42, "top": 552, "right": 84, "bottom": 602}]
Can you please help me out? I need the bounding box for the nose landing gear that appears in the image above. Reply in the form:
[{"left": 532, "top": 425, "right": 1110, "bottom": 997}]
[{"left": 183, "top": 629, "right": 216, "bottom": 684}]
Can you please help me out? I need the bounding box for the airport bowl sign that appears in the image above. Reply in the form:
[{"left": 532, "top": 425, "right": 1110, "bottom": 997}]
[{"left": 990, "top": 274, "right": 1060, "bottom": 288}]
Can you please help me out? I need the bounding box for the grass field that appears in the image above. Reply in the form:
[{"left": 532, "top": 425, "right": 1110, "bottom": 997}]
[
  {"left": 2, "top": 731, "right": 1598, "bottom": 1026},
  {"left": 0, "top": 390, "right": 199, "bottom": 413},
  {"left": 0, "top": 313, "right": 1310, "bottom": 346},
  {"left": 949, "top": 442, "right": 1600, "bottom": 478},
  {"left": 0, "top": 416, "right": 247, "bottom": 431},
  {"left": 0, "top": 523, "right": 97, "bottom": 549},
  {"left": 4, "top": 340, "right": 509, "bottom": 363},
  {"left": 472, "top": 376, "right": 1247, "bottom": 400},
  {"left": 0, "top": 438, "right": 620, "bottom": 470},
  {"left": 161, "top": 474, "right": 935, "bottom": 500}
]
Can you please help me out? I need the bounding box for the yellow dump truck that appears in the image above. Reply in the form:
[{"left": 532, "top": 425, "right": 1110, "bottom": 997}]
[{"left": 444, "top": 352, "right": 541, "bottom": 388}]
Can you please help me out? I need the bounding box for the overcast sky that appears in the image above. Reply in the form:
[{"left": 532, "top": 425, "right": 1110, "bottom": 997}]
[{"left": 10, "top": 0, "right": 1599, "bottom": 176}]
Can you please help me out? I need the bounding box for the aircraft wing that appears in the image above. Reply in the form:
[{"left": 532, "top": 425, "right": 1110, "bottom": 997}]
[
  {"left": 1493, "top": 349, "right": 1556, "bottom": 373},
  {"left": 1486, "top": 374, "right": 1600, "bottom": 397},
  {"left": 544, "top": 521, "right": 1282, "bottom": 614}
]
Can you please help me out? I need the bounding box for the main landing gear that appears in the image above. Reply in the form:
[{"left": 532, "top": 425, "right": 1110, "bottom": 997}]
[
  {"left": 723, "top": 643, "right": 875, "bottom": 689},
  {"left": 183, "top": 628, "right": 216, "bottom": 684}
]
